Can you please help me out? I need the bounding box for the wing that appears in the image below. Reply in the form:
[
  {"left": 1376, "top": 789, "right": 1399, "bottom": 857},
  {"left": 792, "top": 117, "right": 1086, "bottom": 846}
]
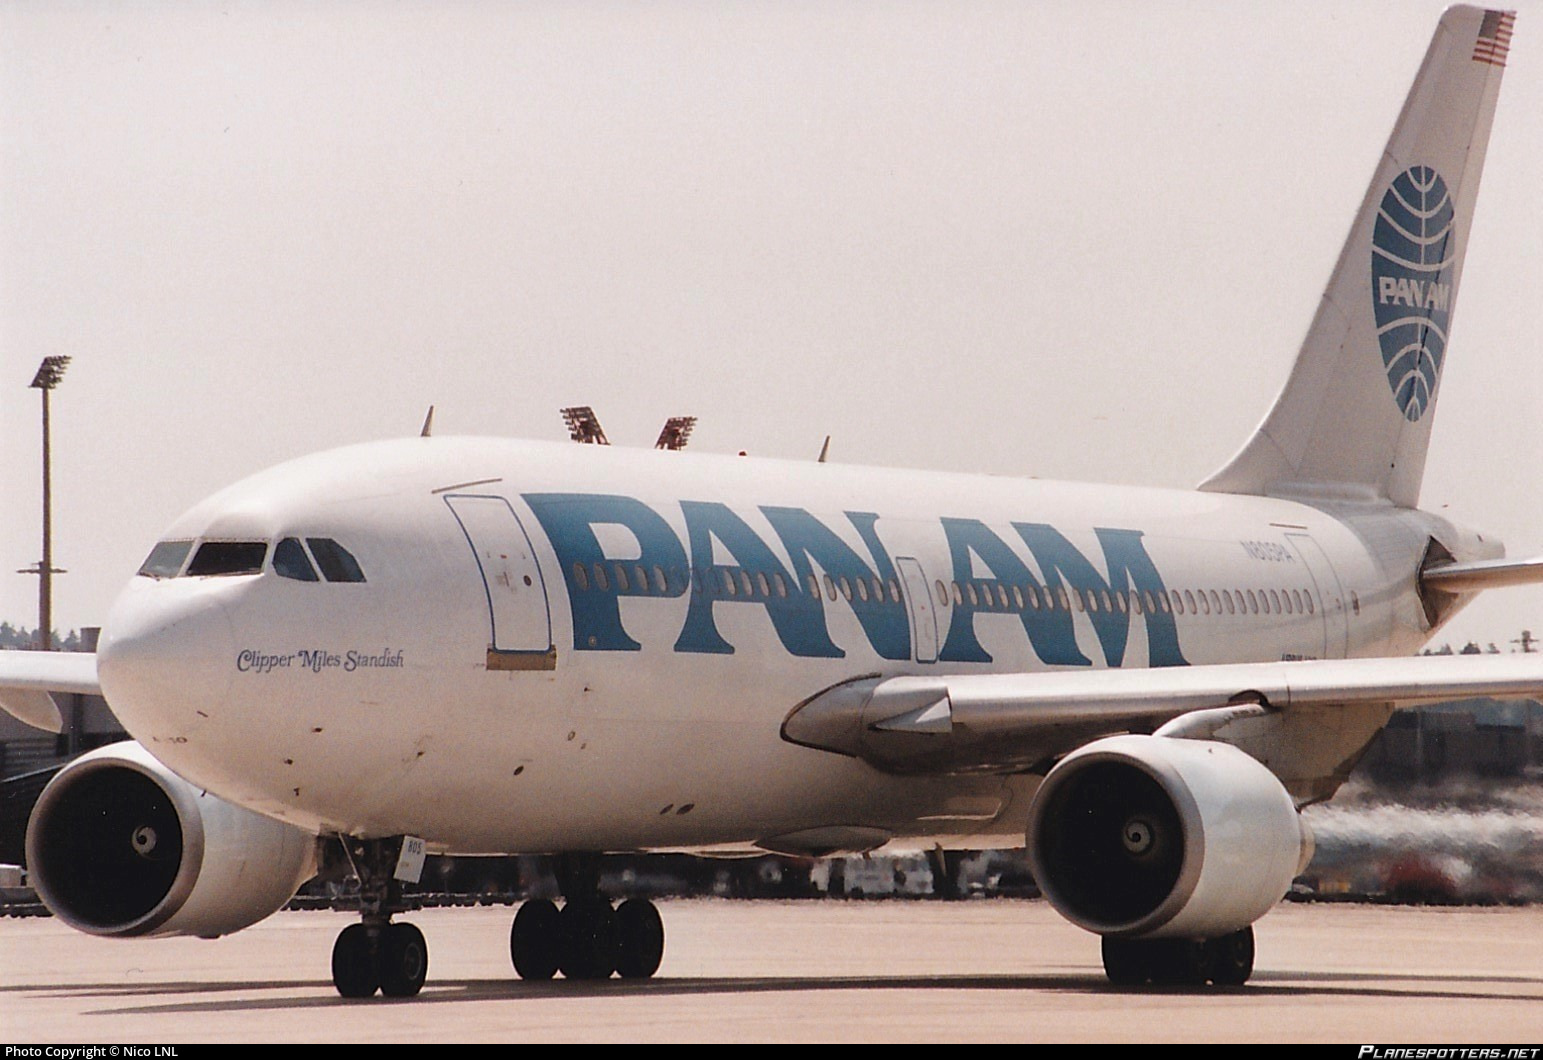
[
  {"left": 784, "top": 653, "right": 1543, "bottom": 779},
  {"left": 0, "top": 651, "right": 102, "bottom": 732}
]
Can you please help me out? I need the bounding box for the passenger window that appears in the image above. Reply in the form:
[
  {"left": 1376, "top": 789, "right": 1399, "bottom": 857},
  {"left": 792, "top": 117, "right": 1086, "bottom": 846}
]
[
  {"left": 653, "top": 565, "right": 667, "bottom": 593},
  {"left": 888, "top": 579, "right": 901, "bottom": 602},
  {"left": 274, "top": 538, "right": 319, "bottom": 582},
  {"left": 965, "top": 583, "right": 978, "bottom": 607},
  {"left": 774, "top": 573, "right": 788, "bottom": 598},
  {"left": 1247, "top": 589, "right": 1259, "bottom": 614},
  {"left": 614, "top": 564, "right": 630, "bottom": 591},
  {"left": 187, "top": 540, "right": 268, "bottom": 577},
  {"left": 825, "top": 574, "right": 838, "bottom": 602},
  {"left": 722, "top": 570, "right": 736, "bottom": 596},
  {"left": 635, "top": 565, "right": 648, "bottom": 592},
  {"left": 810, "top": 574, "right": 822, "bottom": 598},
  {"left": 855, "top": 578, "right": 869, "bottom": 602},
  {"left": 935, "top": 579, "right": 949, "bottom": 605},
  {"left": 1012, "top": 585, "right": 1024, "bottom": 610},
  {"left": 594, "top": 563, "right": 609, "bottom": 591},
  {"left": 137, "top": 540, "right": 193, "bottom": 579},
  {"left": 1269, "top": 589, "right": 1281, "bottom": 613},
  {"left": 951, "top": 582, "right": 963, "bottom": 606},
  {"left": 740, "top": 571, "right": 753, "bottom": 596},
  {"left": 1058, "top": 587, "right": 1071, "bottom": 611},
  {"left": 1074, "top": 589, "right": 1086, "bottom": 613},
  {"left": 1026, "top": 585, "right": 1040, "bottom": 610},
  {"left": 306, "top": 539, "right": 365, "bottom": 583},
  {"left": 573, "top": 562, "right": 590, "bottom": 591},
  {"left": 1199, "top": 592, "right": 1211, "bottom": 616}
]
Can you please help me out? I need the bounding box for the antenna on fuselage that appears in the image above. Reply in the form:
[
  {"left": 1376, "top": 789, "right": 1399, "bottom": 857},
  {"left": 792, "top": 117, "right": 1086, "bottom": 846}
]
[
  {"left": 817, "top": 435, "right": 831, "bottom": 463},
  {"left": 420, "top": 406, "right": 435, "bottom": 438}
]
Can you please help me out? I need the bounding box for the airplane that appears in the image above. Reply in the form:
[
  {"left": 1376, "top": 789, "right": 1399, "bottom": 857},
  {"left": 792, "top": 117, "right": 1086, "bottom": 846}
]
[{"left": 2, "top": 4, "right": 1541, "bottom": 998}]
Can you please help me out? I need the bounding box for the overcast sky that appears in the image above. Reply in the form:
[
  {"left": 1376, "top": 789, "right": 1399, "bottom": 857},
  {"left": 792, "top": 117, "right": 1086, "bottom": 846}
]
[{"left": 3, "top": 0, "right": 1539, "bottom": 651}]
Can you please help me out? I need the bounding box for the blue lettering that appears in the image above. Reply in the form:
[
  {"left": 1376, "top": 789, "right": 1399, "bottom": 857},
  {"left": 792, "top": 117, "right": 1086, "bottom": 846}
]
[
  {"left": 937, "top": 518, "right": 1088, "bottom": 666},
  {"left": 760, "top": 508, "right": 910, "bottom": 661},
  {"left": 522, "top": 493, "right": 687, "bottom": 651},
  {"left": 1015, "top": 524, "right": 1188, "bottom": 667}
]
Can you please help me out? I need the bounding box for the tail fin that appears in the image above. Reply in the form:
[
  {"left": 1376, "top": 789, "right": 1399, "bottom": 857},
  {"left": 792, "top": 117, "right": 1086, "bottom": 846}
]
[{"left": 1200, "top": 6, "right": 1513, "bottom": 507}]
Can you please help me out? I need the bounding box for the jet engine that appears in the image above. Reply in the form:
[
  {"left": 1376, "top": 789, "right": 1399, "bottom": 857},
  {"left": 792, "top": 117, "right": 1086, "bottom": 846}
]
[
  {"left": 26, "top": 741, "right": 316, "bottom": 939},
  {"left": 1026, "top": 734, "right": 1311, "bottom": 939}
]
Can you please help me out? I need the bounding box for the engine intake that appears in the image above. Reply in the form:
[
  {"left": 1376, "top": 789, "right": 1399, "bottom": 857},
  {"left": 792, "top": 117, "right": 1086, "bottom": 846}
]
[
  {"left": 1027, "top": 734, "right": 1311, "bottom": 939},
  {"left": 27, "top": 741, "right": 316, "bottom": 938}
]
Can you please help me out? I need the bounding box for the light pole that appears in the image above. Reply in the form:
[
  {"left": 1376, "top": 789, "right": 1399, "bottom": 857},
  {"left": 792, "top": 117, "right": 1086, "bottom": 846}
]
[{"left": 23, "top": 356, "right": 70, "bottom": 651}]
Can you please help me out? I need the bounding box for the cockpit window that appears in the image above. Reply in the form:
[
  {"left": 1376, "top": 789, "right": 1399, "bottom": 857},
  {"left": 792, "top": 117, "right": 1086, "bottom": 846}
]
[
  {"left": 273, "top": 537, "right": 320, "bottom": 582},
  {"left": 186, "top": 540, "right": 268, "bottom": 576},
  {"left": 307, "top": 538, "right": 366, "bottom": 583},
  {"left": 137, "top": 540, "right": 193, "bottom": 579}
]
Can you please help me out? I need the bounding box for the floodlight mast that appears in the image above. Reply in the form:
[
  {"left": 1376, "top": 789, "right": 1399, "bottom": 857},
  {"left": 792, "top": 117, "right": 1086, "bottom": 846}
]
[{"left": 24, "top": 356, "right": 70, "bottom": 651}]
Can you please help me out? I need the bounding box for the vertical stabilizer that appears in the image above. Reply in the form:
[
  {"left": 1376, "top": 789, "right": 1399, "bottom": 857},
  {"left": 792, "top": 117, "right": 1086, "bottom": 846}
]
[{"left": 1200, "top": 6, "right": 1512, "bottom": 507}]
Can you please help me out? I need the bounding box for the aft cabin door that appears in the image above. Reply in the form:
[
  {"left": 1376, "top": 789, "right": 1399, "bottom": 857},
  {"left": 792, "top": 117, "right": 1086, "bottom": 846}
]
[
  {"left": 1286, "top": 533, "right": 1350, "bottom": 660},
  {"left": 444, "top": 495, "right": 556, "bottom": 671}
]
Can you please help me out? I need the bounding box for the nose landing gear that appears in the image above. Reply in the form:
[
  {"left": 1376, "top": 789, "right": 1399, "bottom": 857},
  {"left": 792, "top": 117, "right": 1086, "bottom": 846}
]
[{"left": 327, "top": 837, "right": 430, "bottom": 999}]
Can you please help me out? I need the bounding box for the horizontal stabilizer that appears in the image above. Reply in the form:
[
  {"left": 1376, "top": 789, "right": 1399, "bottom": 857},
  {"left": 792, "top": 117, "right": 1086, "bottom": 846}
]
[{"left": 1422, "top": 555, "right": 1543, "bottom": 592}]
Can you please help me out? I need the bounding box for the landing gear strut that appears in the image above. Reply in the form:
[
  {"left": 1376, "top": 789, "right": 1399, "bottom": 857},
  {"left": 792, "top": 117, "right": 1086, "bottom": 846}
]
[
  {"left": 1101, "top": 925, "right": 1254, "bottom": 986},
  {"left": 328, "top": 837, "right": 429, "bottom": 998},
  {"left": 509, "top": 854, "right": 665, "bottom": 981}
]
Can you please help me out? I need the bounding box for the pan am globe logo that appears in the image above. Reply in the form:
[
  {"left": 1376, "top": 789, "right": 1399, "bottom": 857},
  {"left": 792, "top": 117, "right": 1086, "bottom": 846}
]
[{"left": 1371, "top": 165, "right": 1454, "bottom": 422}]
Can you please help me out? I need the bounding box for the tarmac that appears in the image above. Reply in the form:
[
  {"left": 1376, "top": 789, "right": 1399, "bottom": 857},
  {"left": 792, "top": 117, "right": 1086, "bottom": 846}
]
[{"left": 2, "top": 899, "right": 1540, "bottom": 1043}]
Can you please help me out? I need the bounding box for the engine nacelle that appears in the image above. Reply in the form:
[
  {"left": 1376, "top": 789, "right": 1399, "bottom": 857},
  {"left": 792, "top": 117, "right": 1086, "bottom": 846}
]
[
  {"left": 26, "top": 741, "right": 317, "bottom": 939},
  {"left": 1027, "top": 734, "right": 1312, "bottom": 939}
]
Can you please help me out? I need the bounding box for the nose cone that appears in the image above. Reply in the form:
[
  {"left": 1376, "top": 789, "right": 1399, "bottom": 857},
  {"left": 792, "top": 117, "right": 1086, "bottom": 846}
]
[{"left": 98, "top": 578, "right": 238, "bottom": 743}]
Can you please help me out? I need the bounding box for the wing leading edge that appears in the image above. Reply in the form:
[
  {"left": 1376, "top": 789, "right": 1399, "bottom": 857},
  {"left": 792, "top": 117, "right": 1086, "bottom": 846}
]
[
  {"left": 784, "top": 653, "right": 1543, "bottom": 785},
  {"left": 0, "top": 651, "right": 101, "bottom": 733}
]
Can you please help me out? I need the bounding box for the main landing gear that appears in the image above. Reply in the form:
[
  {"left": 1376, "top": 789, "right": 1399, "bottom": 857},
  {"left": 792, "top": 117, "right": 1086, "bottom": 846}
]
[
  {"left": 509, "top": 854, "right": 665, "bottom": 981},
  {"left": 328, "top": 838, "right": 430, "bottom": 999},
  {"left": 325, "top": 846, "right": 664, "bottom": 997},
  {"left": 1100, "top": 926, "right": 1254, "bottom": 987}
]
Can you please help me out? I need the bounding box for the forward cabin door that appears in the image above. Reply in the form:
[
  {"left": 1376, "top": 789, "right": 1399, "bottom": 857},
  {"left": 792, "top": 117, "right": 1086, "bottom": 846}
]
[{"left": 444, "top": 494, "right": 556, "bottom": 671}]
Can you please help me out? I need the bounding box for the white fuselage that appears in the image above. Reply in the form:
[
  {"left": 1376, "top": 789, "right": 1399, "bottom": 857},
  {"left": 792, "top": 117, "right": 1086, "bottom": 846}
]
[{"left": 94, "top": 436, "right": 1485, "bottom": 854}]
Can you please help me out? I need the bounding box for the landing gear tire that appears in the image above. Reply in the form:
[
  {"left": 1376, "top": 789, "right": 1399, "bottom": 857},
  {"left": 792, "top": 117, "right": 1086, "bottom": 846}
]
[
  {"left": 511, "top": 898, "right": 563, "bottom": 981},
  {"left": 614, "top": 898, "right": 665, "bottom": 979},
  {"left": 1207, "top": 926, "right": 1254, "bottom": 986},
  {"left": 1100, "top": 926, "right": 1255, "bottom": 987},
  {"left": 380, "top": 922, "right": 429, "bottom": 998},
  {"left": 1100, "top": 937, "right": 1147, "bottom": 986},
  {"left": 559, "top": 896, "right": 617, "bottom": 980},
  {"left": 332, "top": 923, "right": 381, "bottom": 999}
]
